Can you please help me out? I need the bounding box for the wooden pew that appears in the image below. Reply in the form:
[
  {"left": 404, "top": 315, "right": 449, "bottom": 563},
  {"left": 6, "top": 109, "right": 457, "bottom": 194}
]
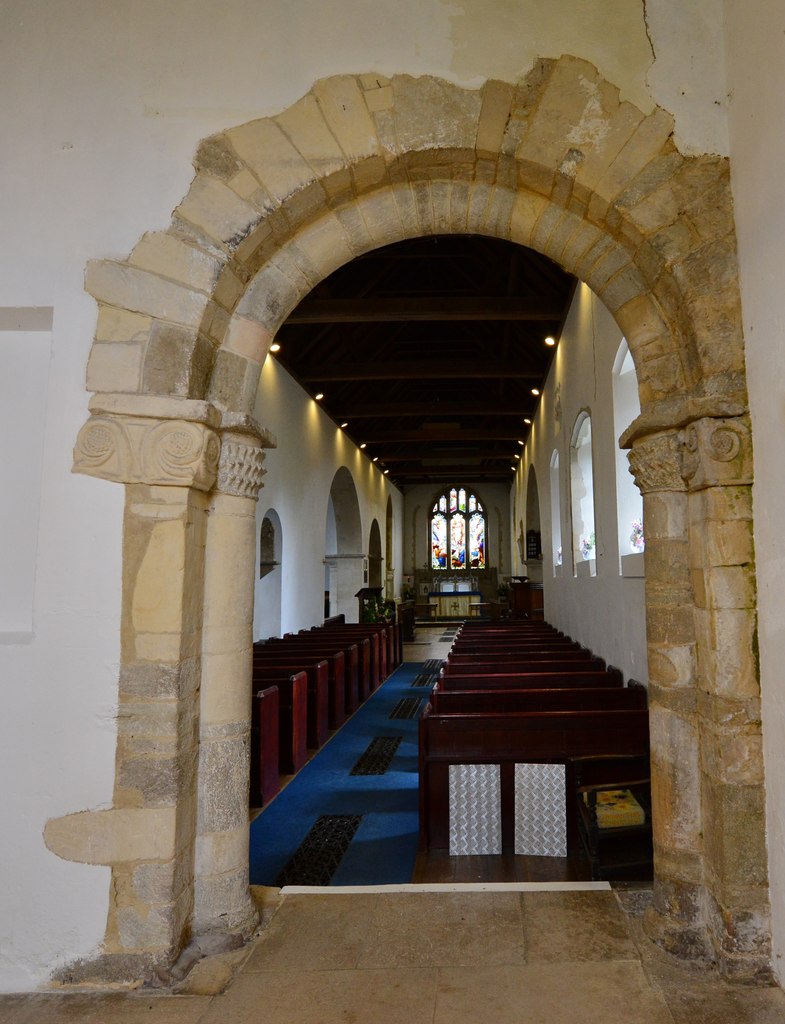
[
  {"left": 250, "top": 686, "right": 280, "bottom": 807},
  {"left": 305, "top": 626, "right": 382, "bottom": 694},
  {"left": 443, "top": 658, "right": 608, "bottom": 676},
  {"left": 262, "top": 637, "right": 363, "bottom": 715},
  {"left": 250, "top": 671, "right": 308, "bottom": 776},
  {"left": 429, "top": 683, "right": 646, "bottom": 715},
  {"left": 448, "top": 651, "right": 601, "bottom": 667},
  {"left": 419, "top": 704, "right": 649, "bottom": 851},
  {"left": 449, "top": 639, "right": 582, "bottom": 654},
  {"left": 252, "top": 657, "right": 329, "bottom": 748},
  {"left": 438, "top": 668, "right": 623, "bottom": 689},
  {"left": 255, "top": 643, "right": 349, "bottom": 727}
]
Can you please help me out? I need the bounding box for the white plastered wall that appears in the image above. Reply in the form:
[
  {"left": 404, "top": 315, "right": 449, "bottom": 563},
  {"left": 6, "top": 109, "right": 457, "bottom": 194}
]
[
  {"left": 0, "top": 0, "right": 755, "bottom": 992},
  {"left": 725, "top": 0, "right": 785, "bottom": 984},
  {"left": 512, "top": 284, "right": 649, "bottom": 684},
  {"left": 252, "top": 357, "right": 403, "bottom": 639}
]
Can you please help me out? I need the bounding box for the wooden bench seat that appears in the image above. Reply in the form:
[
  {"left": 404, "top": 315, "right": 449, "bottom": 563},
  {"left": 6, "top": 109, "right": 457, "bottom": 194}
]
[
  {"left": 252, "top": 658, "right": 329, "bottom": 748},
  {"left": 443, "top": 658, "right": 609, "bottom": 676},
  {"left": 255, "top": 643, "right": 352, "bottom": 724},
  {"left": 251, "top": 671, "right": 308, "bottom": 776},
  {"left": 437, "top": 668, "right": 623, "bottom": 689},
  {"left": 261, "top": 638, "right": 363, "bottom": 713},
  {"left": 250, "top": 686, "right": 280, "bottom": 807},
  {"left": 419, "top": 705, "right": 649, "bottom": 850},
  {"left": 429, "top": 683, "right": 646, "bottom": 715}
]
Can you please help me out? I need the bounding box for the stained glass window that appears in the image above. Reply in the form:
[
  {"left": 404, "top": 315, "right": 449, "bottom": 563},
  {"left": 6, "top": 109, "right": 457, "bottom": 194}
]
[
  {"left": 430, "top": 487, "right": 485, "bottom": 572},
  {"left": 431, "top": 514, "right": 447, "bottom": 569}
]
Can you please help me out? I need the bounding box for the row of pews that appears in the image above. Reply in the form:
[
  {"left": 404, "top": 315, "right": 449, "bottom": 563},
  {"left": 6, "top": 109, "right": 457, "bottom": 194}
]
[
  {"left": 419, "top": 620, "right": 651, "bottom": 873},
  {"left": 251, "top": 617, "right": 402, "bottom": 806}
]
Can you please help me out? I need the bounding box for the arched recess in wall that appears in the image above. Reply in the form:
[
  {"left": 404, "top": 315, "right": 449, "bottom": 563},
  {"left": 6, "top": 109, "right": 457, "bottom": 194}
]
[
  {"left": 570, "top": 412, "right": 596, "bottom": 578},
  {"left": 549, "top": 450, "right": 563, "bottom": 576},
  {"left": 613, "top": 339, "right": 644, "bottom": 574},
  {"left": 368, "top": 518, "right": 383, "bottom": 588},
  {"left": 325, "top": 466, "right": 363, "bottom": 622},
  {"left": 385, "top": 497, "right": 394, "bottom": 599},
  {"left": 255, "top": 508, "right": 282, "bottom": 639},
  {"left": 525, "top": 466, "right": 542, "bottom": 582},
  {"left": 68, "top": 63, "right": 764, "bottom": 984}
]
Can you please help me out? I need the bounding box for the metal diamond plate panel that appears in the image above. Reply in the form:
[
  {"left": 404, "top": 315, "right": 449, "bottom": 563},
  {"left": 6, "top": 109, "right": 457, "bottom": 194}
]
[
  {"left": 514, "top": 763, "right": 567, "bottom": 857},
  {"left": 448, "top": 763, "right": 502, "bottom": 856}
]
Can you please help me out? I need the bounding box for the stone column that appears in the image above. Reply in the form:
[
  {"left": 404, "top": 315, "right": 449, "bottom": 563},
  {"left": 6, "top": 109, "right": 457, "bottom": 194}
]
[
  {"left": 681, "top": 416, "right": 770, "bottom": 981},
  {"left": 194, "top": 430, "right": 273, "bottom": 939},
  {"left": 46, "top": 410, "right": 220, "bottom": 983},
  {"left": 627, "top": 429, "right": 711, "bottom": 962}
]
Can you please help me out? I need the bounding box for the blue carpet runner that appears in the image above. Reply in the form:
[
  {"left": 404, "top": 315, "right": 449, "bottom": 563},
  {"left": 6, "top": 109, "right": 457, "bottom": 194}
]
[{"left": 249, "top": 662, "right": 430, "bottom": 886}]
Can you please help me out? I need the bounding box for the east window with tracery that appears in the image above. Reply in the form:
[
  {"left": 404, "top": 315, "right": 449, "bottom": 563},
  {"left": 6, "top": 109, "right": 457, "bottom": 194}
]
[{"left": 431, "top": 487, "right": 486, "bottom": 570}]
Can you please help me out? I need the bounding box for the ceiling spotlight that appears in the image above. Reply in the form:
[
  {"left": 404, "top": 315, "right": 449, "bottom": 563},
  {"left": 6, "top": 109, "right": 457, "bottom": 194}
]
[
  {"left": 340, "top": 422, "right": 348, "bottom": 429},
  {"left": 524, "top": 418, "right": 532, "bottom": 425},
  {"left": 360, "top": 443, "right": 367, "bottom": 450},
  {"left": 531, "top": 388, "right": 540, "bottom": 397},
  {"left": 314, "top": 392, "right": 324, "bottom": 401},
  {"left": 545, "top": 336, "right": 556, "bottom": 347},
  {"left": 269, "top": 342, "right": 281, "bottom": 353}
]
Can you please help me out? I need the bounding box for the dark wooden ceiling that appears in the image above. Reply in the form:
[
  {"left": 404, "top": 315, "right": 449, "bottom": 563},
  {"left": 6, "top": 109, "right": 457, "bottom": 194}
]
[{"left": 273, "top": 235, "right": 576, "bottom": 491}]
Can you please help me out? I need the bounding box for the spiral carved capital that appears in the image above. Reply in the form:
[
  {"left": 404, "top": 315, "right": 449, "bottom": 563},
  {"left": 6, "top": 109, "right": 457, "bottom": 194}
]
[
  {"left": 74, "top": 415, "right": 220, "bottom": 490},
  {"left": 680, "top": 417, "right": 752, "bottom": 491}
]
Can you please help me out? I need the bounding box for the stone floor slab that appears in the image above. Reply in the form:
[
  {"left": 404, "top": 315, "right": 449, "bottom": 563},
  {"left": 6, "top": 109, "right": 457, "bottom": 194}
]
[
  {"left": 199, "top": 968, "right": 438, "bottom": 1024},
  {"left": 0, "top": 993, "right": 212, "bottom": 1024},
  {"left": 357, "top": 891, "right": 525, "bottom": 968},
  {"left": 433, "top": 962, "right": 675, "bottom": 1024},
  {"left": 244, "top": 893, "right": 379, "bottom": 972},
  {"left": 522, "top": 889, "right": 639, "bottom": 961}
]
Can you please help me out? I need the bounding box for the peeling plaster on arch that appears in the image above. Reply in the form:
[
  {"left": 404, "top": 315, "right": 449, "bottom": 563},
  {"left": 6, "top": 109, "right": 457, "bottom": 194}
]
[
  {"left": 644, "top": 0, "right": 729, "bottom": 156},
  {"left": 441, "top": 0, "right": 656, "bottom": 114}
]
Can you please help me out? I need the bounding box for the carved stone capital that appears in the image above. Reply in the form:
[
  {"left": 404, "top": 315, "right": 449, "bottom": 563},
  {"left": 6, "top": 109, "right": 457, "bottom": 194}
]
[
  {"left": 628, "top": 430, "right": 686, "bottom": 494},
  {"left": 216, "top": 439, "right": 267, "bottom": 498},
  {"left": 74, "top": 414, "right": 220, "bottom": 490},
  {"left": 680, "top": 417, "right": 753, "bottom": 491}
]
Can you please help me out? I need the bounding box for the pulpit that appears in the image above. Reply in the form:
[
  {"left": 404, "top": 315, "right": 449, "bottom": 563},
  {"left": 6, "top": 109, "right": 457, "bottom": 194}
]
[{"left": 509, "top": 578, "right": 544, "bottom": 619}]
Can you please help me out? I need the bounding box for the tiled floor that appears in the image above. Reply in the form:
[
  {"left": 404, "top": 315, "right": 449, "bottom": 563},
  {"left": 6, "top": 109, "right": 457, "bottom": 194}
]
[{"left": 2, "top": 888, "right": 784, "bottom": 1023}]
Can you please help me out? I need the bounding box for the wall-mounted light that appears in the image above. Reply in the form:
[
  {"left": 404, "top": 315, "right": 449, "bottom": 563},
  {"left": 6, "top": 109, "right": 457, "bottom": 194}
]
[
  {"left": 372, "top": 456, "right": 379, "bottom": 463},
  {"left": 340, "top": 421, "right": 348, "bottom": 429},
  {"left": 514, "top": 453, "right": 520, "bottom": 460},
  {"left": 517, "top": 439, "right": 524, "bottom": 446},
  {"left": 545, "top": 336, "right": 556, "bottom": 347},
  {"left": 270, "top": 342, "right": 281, "bottom": 353},
  {"left": 360, "top": 443, "right": 367, "bottom": 450},
  {"left": 314, "top": 392, "right": 324, "bottom": 401},
  {"left": 523, "top": 418, "right": 532, "bottom": 425},
  {"left": 531, "top": 388, "right": 540, "bottom": 397},
  {"left": 383, "top": 468, "right": 389, "bottom": 475}
]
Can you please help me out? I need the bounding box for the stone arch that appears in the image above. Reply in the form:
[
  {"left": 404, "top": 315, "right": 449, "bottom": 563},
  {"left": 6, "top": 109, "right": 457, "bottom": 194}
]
[
  {"left": 64, "top": 59, "right": 763, "bottom": 984},
  {"left": 255, "top": 507, "right": 282, "bottom": 639},
  {"left": 385, "top": 496, "right": 394, "bottom": 599},
  {"left": 368, "top": 518, "right": 383, "bottom": 589},
  {"left": 325, "top": 466, "right": 364, "bottom": 622},
  {"left": 525, "top": 465, "right": 541, "bottom": 564}
]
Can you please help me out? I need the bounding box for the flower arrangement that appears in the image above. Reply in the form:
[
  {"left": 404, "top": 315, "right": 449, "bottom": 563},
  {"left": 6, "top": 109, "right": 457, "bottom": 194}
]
[
  {"left": 630, "top": 519, "right": 645, "bottom": 552},
  {"left": 580, "top": 532, "right": 595, "bottom": 559}
]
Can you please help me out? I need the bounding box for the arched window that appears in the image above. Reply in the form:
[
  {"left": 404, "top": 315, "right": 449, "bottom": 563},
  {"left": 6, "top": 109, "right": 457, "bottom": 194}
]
[
  {"left": 430, "top": 486, "right": 486, "bottom": 571},
  {"left": 570, "top": 413, "right": 597, "bottom": 577}
]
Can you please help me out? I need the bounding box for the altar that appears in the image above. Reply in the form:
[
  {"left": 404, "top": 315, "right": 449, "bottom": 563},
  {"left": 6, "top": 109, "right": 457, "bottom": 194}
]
[{"left": 428, "top": 589, "right": 483, "bottom": 618}]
